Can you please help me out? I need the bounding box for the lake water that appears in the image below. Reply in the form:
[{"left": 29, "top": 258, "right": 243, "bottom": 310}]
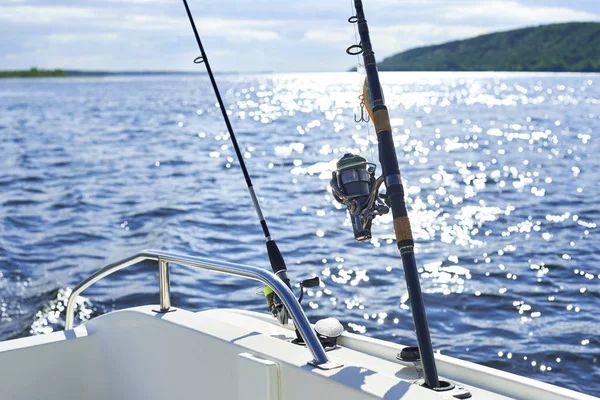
[{"left": 0, "top": 72, "right": 598, "bottom": 396}]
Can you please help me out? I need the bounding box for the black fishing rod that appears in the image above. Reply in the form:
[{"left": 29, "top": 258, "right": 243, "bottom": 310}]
[
  {"left": 331, "top": 0, "right": 441, "bottom": 390},
  {"left": 181, "top": 0, "right": 291, "bottom": 324}
]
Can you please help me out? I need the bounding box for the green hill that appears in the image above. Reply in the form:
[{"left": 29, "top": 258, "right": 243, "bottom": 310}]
[{"left": 377, "top": 22, "right": 600, "bottom": 72}]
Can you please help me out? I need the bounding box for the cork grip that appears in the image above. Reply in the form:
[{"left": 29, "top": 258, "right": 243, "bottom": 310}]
[
  {"left": 373, "top": 109, "right": 392, "bottom": 134},
  {"left": 393, "top": 217, "right": 413, "bottom": 242}
]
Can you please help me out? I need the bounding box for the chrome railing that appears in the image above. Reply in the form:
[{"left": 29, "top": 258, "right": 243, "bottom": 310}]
[{"left": 65, "top": 250, "right": 339, "bottom": 369}]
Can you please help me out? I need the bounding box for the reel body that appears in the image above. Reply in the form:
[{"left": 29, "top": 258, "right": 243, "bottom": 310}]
[{"left": 330, "top": 153, "right": 389, "bottom": 241}]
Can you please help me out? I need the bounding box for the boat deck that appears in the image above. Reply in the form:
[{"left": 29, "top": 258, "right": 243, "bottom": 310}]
[{"left": 1, "top": 305, "right": 594, "bottom": 399}]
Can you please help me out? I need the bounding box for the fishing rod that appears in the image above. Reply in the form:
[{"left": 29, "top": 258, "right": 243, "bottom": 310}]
[
  {"left": 330, "top": 0, "right": 442, "bottom": 390},
  {"left": 181, "top": 0, "right": 291, "bottom": 325}
]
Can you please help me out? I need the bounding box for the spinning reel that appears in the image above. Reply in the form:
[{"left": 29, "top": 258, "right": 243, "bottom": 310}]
[{"left": 330, "top": 153, "right": 389, "bottom": 241}]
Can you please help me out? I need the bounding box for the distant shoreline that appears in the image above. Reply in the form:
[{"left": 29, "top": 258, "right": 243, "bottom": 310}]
[
  {"left": 2, "top": 69, "right": 599, "bottom": 79},
  {"left": 1, "top": 69, "right": 67, "bottom": 78},
  {"left": 0, "top": 69, "right": 206, "bottom": 78},
  {"left": 0, "top": 69, "right": 290, "bottom": 78}
]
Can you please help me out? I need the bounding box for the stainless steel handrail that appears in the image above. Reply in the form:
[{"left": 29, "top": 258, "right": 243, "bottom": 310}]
[{"left": 65, "top": 249, "right": 336, "bottom": 368}]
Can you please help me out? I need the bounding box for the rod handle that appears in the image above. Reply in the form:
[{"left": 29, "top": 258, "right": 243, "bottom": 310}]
[{"left": 266, "top": 240, "right": 288, "bottom": 281}]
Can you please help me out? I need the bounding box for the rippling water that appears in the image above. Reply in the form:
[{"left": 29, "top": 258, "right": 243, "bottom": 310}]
[{"left": 0, "top": 72, "right": 598, "bottom": 396}]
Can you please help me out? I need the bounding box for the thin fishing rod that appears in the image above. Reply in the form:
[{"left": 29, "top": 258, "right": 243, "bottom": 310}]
[
  {"left": 181, "top": 0, "right": 291, "bottom": 293},
  {"left": 351, "top": 0, "right": 441, "bottom": 389}
]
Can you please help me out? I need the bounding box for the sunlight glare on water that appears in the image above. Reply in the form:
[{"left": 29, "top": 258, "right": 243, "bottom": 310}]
[{"left": 0, "top": 72, "right": 598, "bottom": 395}]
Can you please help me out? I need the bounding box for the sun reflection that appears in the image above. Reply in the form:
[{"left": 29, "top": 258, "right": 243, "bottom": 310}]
[
  {"left": 30, "top": 288, "right": 93, "bottom": 335},
  {"left": 183, "top": 73, "right": 598, "bottom": 387}
]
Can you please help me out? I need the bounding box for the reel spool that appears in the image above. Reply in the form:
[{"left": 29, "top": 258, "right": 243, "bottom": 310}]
[{"left": 330, "top": 153, "right": 389, "bottom": 241}]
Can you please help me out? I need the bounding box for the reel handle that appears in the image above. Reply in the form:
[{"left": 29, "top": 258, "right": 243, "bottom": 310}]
[{"left": 301, "top": 277, "right": 321, "bottom": 288}]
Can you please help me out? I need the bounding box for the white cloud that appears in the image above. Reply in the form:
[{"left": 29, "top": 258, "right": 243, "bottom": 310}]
[
  {"left": 304, "top": 27, "right": 353, "bottom": 43},
  {"left": 0, "top": 6, "right": 282, "bottom": 42},
  {"left": 442, "top": 1, "right": 599, "bottom": 26},
  {"left": 304, "top": 24, "right": 494, "bottom": 55},
  {"left": 370, "top": 24, "right": 492, "bottom": 56},
  {"left": 184, "top": 17, "right": 282, "bottom": 41},
  {"left": 0, "top": 6, "right": 98, "bottom": 22},
  {"left": 47, "top": 33, "right": 120, "bottom": 44},
  {"left": 105, "top": 0, "right": 172, "bottom": 3},
  {"left": 120, "top": 15, "right": 284, "bottom": 40},
  {"left": 1, "top": 0, "right": 598, "bottom": 71}
]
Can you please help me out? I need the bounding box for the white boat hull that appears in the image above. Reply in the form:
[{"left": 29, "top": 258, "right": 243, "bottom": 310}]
[{"left": 0, "top": 306, "right": 595, "bottom": 399}]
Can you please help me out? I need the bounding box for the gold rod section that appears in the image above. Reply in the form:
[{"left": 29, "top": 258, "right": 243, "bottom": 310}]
[
  {"left": 373, "top": 108, "right": 392, "bottom": 134},
  {"left": 393, "top": 217, "right": 414, "bottom": 242}
]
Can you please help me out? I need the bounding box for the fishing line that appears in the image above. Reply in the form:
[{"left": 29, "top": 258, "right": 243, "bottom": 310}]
[{"left": 350, "top": 0, "right": 375, "bottom": 163}]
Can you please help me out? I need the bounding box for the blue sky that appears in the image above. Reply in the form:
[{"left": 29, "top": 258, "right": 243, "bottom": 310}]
[{"left": 1, "top": 0, "right": 599, "bottom": 72}]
